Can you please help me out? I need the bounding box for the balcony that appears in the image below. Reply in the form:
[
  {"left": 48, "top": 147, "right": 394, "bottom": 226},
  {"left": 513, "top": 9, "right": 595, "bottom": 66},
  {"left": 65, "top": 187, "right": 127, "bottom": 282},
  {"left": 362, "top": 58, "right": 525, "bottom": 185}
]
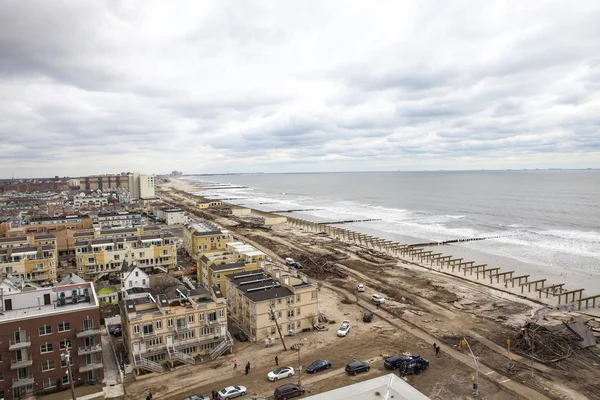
[
  {"left": 208, "top": 319, "right": 219, "bottom": 326},
  {"left": 142, "top": 329, "right": 156, "bottom": 338},
  {"left": 77, "top": 344, "right": 102, "bottom": 356},
  {"left": 30, "top": 273, "right": 49, "bottom": 281},
  {"left": 13, "top": 375, "right": 35, "bottom": 388},
  {"left": 76, "top": 326, "right": 101, "bottom": 337},
  {"left": 9, "top": 336, "right": 31, "bottom": 350},
  {"left": 175, "top": 324, "right": 189, "bottom": 333},
  {"left": 79, "top": 362, "right": 103, "bottom": 373},
  {"left": 11, "top": 355, "right": 33, "bottom": 369}
]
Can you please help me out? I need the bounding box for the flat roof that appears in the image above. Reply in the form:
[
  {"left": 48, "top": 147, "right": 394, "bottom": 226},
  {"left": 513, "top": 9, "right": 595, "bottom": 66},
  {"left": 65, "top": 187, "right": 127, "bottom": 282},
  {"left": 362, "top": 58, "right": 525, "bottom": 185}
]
[
  {"left": 0, "top": 282, "right": 98, "bottom": 323},
  {"left": 227, "top": 269, "right": 293, "bottom": 302},
  {"left": 210, "top": 261, "right": 247, "bottom": 272},
  {"left": 188, "top": 221, "right": 222, "bottom": 236},
  {"left": 160, "top": 207, "right": 185, "bottom": 213}
]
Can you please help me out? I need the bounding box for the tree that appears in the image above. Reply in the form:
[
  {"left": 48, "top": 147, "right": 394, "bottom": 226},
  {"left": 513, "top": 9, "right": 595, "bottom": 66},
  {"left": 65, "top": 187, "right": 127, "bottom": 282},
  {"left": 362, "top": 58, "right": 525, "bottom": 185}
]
[{"left": 150, "top": 274, "right": 180, "bottom": 295}]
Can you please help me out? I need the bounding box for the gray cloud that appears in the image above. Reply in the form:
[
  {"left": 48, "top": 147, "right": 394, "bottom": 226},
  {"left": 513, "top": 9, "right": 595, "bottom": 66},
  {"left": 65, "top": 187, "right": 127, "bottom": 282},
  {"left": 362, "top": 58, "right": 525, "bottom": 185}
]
[{"left": 1, "top": 0, "right": 599, "bottom": 177}]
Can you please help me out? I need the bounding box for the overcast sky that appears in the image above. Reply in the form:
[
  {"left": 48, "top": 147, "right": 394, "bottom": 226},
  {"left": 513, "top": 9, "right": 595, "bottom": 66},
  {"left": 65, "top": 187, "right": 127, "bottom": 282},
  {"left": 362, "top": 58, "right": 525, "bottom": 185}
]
[{"left": 1, "top": 1, "right": 599, "bottom": 177}]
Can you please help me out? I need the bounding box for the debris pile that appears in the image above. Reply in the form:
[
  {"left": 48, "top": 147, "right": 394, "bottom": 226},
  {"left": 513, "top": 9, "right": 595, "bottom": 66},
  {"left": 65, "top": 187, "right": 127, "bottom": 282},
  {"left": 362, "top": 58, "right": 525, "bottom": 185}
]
[
  {"left": 512, "top": 322, "right": 585, "bottom": 363},
  {"left": 296, "top": 254, "right": 348, "bottom": 279}
]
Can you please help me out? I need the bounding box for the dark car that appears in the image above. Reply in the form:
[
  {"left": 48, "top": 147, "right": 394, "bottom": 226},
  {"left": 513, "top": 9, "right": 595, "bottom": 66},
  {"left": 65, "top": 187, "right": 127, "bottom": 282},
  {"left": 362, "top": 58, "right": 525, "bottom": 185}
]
[
  {"left": 274, "top": 383, "right": 305, "bottom": 400},
  {"left": 399, "top": 355, "right": 430, "bottom": 375},
  {"left": 234, "top": 330, "right": 249, "bottom": 342},
  {"left": 384, "top": 355, "right": 405, "bottom": 370},
  {"left": 363, "top": 311, "right": 373, "bottom": 322},
  {"left": 306, "top": 359, "right": 331, "bottom": 373},
  {"left": 345, "top": 361, "right": 370, "bottom": 376}
]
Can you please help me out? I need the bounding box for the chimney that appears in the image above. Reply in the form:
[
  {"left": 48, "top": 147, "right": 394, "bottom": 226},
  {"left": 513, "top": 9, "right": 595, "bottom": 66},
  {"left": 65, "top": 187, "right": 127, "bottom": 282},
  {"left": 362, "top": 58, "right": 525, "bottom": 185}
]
[{"left": 37, "top": 297, "right": 41, "bottom": 310}]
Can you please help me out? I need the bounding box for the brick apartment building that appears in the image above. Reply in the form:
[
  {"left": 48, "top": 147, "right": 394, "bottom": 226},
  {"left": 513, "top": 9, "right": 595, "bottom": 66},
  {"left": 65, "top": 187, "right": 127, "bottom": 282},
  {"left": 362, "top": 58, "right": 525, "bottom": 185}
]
[{"left": 0, "top": 282, "right": 103, "bottom": 400}]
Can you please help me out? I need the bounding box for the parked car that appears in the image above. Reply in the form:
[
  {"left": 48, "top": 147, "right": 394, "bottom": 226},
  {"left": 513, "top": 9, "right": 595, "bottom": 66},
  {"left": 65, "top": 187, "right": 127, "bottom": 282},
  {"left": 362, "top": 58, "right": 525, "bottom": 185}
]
[
  {"left": 285, "top": 258, "right": 295, "bottom": 265},
  {"left": 234, "top": 330, "right": 249, "bottom": 342},
  {"left": 108, "top": 324, "right": 121, "bottom": 334},
  {"left": 384, "top": 355, "right": 405, "bottom": 370},
  {"left": 371, "top": 294, "right": 385, "bottom": 304},
  {"left": 291, "top": 261, "right": 303, "bottom": 269},
  {"left": 217, "top": 386, "right": 247, "bottom": 399},
  {"left": 306, "top": 359, "right": 332, "bottom": 373},
  {"left": 399, "top": 355, "right": 430, "bottom": 375},
  {"left": 363, "top": 311, "right": 374, "bottom": 322},
  {"left": 337, "top": 320, "right": 351, "bottom": 337},
  {"left": 357, "top": 284, "right": 365, "bottom": 292},
  {"left": 268, "top": 366, "right": 295, "bottom": 381},
  {"left": 345, "top": 361, "right": 370, "bottom": 376},
  {"left": 274, "top": 383, "right": 305, "bottom": 400},
  {"left": 184, "top": 395, "right": 211, "bottom": 400}
]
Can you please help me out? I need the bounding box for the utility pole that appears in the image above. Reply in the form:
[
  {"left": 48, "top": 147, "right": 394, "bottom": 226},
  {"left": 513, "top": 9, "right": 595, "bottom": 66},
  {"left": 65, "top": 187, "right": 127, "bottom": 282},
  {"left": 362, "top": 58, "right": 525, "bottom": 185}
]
[
  {"left": 61, "top": 346, "right": 76, "bottom": 400},
  {"left": 463, "top": 338, "right": 479, "bottom": 397},
  {"left": 270, "top": 306, "right": 287, "bottom": 351},
  {"left": 295, "top": 341, "right": 304, "bottom": 386}
]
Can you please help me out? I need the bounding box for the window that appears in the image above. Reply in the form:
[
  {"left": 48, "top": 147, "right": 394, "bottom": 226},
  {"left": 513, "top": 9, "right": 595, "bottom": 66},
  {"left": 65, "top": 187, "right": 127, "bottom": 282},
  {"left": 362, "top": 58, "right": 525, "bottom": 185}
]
[
  {"left": 271, "top": 327, "right": 276, "bottom": 335},
  {"left": 39, "top": 324, "right": 52, "bottom": 335},
  {"left": 312, "top": 291, "right": 318, "bottom": 300},
  {"left": 62, "top": 375, "right": 70, "bottom": 385},
  {"left": 0, "top": 353, "right": 2, "bottom": 362},
  {"left": 40, "top": 343, "right": 53, "bottom": 353},
  {"left": 129, "top": 281, "right": 133, "bottom": 288},
  {"left": 297, "top": 294, "right": 301, "bottom": 303},
  {"left": 188, "top": 314, "right": 195, "bottom": 323},
  {"left": 156, "top": 320, "right": 163, "bottom": 330},
  {"left": 147, "top": 337, "right": 163, "bottom": 347},
  {"left": 41, "top": 360, "right": 55, "bottom": 371},
  {"left": 199, "top": 312, "right": 205, "bottom": 321},
  {"left": 287, "top": 310, "right": 295, "bottom": 318},
  {"left": 88, "top": 257, "right": 94, "bottom": 263},
  {"left": 43, "top": 378, "right": 57, "bottom": 389},
  {"left": 277, "top": 298, "right": 282, "bottom": 304},
  {"left": 59, "top": 339, "right": 71, "bottom": 350},
  {"left": 167, "top": 318, "right": 173, "bottom": 327},
  {"left": 270, "top": 300, "right": 275, "bottom": 307},
  {"left": 58, "top": 322, "right": 70, "bottom": 332},
  {"left": 0, "top": 372, "right": 3, "bottom": 381},
  {"left": 297, "top": 321, "right": 301, "bottom": 328},
  {"left": 142, "top": 324, "right": 154, "bottom": 335},
  {"left": 219, "top": 309, "right": 225, "bottom": 318},
  {"left": 142, "top": 279, "right": 146, "bottom": 285},
  {"left": 60, "top": 357, "right": 73, "bottom": 368},
  {"left": 215, "top": 273, "right": 221, "bottom": 279},
  {"left": 287, "top": 297, "right": 294, "bottom": 305},
  {"left": 139, "top": 252, "right": 145, "bottom": 257},
  {"left": 162, "top": 250, "right": 168, "bottom": 255},
  {"left": 133, "top": 325, "right": 140, "bottom": 334},
  {"left": 297, "top": 307, "right": 301, "bottom": 316},
  {"left": 182, "top": 330, "right": 195, "bottom": 340},
  {"left": 135, "top": 271, "right": 139, "bottom": 277},
  {"left": 114, "top": 255, "right": 120, "bottom": 261}
]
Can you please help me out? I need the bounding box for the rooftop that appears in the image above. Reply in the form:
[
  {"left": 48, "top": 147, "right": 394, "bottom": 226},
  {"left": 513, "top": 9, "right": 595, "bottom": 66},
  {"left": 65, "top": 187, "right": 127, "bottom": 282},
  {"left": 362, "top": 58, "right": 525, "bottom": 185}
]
[
  {"left": 160, "top": 207, "right": 185, "bottom": 213},
  {"left": 188, "top": 221, "right": 223, "bottom": 236},
  {"left": 210, "top": 261, "right": 247, "bottom": 272},
  {"left": 227, "top": 269, "right": 294, "bottom": 302},
  {"left": 0, "top": 282, "right": 98, "bottom": 323}
]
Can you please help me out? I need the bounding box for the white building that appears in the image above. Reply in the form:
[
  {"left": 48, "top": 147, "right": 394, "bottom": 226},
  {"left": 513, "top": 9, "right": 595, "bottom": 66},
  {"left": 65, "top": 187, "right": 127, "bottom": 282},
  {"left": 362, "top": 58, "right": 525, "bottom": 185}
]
[
  {"left": 73, "top": 197, "right": 108, "bottom": 209},
  {"left": 128, "top": 173, "right": 157, "bottom": 200},
  {"left": 306, "top": 373, "right": 430, "bottom": 399},
  {"left": 96, "top": 211, "right": 143, "bottom": 229},
  {"left": 155, "top": 207, "right": 187, "bottom": 225},
  {"left": 120, "top": 261, "right": 150, "bottom": 298}
]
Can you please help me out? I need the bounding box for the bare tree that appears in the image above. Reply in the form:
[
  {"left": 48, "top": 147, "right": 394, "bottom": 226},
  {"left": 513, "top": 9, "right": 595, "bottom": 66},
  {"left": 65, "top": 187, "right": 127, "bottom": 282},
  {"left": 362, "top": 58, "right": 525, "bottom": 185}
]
[{"left": 150, "top": 274, "right": 180, "bottom": 295}]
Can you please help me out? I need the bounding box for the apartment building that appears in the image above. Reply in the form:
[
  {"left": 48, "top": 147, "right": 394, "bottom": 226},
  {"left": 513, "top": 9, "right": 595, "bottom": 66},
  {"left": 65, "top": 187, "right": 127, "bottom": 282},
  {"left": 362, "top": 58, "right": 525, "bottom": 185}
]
[
  {"left": 120, "top": 285, "right": 232, "bottom": 373},
  {"left": 0, "top": 282, "right": 103, "bottom": 400},
  {"left": 183, "top": 221, "right": 233, "bottom": 260},
  {"left": 0, "top": 235, "right": 57, "bottom": 283},
  {"left": 73, "top": 197, "right": 108, "bottom": 210},
  {"left": 154, "top": 208, "right": 187, "bottom": 225},
  {"left": 73, "top": 227, "right": 161, "bottom": 243},
  {"left": 95, "top": 211, "right": 143, "bottom": 229},
  {"left": 198, "top": 242, "right": 266, "bottom": 296},
  {"left": 80, "top": 174, "right": 129, "bottom": 191},
  {"left": 74, "top": 232, "right": 177, "bottom": 281},
  {"left": 226, "top": 265, "right": 319, "bottom": 342},
  {"left": 128, "top": 173, "right": 156, "bottom": 200}
]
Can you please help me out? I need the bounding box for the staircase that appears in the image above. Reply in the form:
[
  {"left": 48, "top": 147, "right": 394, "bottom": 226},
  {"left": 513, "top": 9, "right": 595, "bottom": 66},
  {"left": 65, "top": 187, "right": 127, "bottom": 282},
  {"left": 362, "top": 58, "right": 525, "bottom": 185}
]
[
  {"left": 133, "top": 355, "right": 163, "bottom": 373},
  {"left": 182, "top": 276, "right": 195, "bottom": 290},
  {"left": 93, "top": 272, "right": 108, "bottom": 282},
  {"left": 211, "top": 331, "right": 234, "bottom": 360},
  {"left": 154, "top": 265, "right": 168, "bottom": 273},
  {"left": 167, "top": 344, "right": 196, "bottom": 365}
]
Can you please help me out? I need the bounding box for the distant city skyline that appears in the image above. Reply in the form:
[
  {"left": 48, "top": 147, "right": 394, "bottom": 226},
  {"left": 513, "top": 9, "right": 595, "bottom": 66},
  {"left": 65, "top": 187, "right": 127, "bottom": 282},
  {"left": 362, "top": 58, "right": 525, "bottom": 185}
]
[{"left": 1, "top": 0, "right": 599, "bottom": 177}]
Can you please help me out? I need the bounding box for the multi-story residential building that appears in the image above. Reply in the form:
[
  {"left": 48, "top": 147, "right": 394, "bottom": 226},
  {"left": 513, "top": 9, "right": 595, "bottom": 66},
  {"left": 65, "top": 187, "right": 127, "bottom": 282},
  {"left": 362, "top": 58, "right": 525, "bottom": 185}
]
[
  {"left": 0, "top": 282, "right": 103, "bottom": 400},
  {"left": 226, "top": 265, "right": 319, "bottom": 342},
  {"left": 0, "top": 235, "right": 57, "bottom": 283},
  {"left": 1, "top": 216, "right": 94, "bottom": 257},
  {"left": 197, "top": 242, "right": 266, "bottom": 296},
  {"left": 120, "top": 285, "right": 232, "bottom": 373},
  {"left": 73, "top": 197, "right": 108, "bottom": 210},
  {"left": 183, "top": 221, "right": 233, "bottom": 260},
  {"left": 154, "top": 208, "right": 187, "bottom": 225},
  {"left": 74, "top": 232, "right": 177, "bottom": 281},
  {"left": 128, "top": 173, "right": 156, "bottom": 200},
  {"left": 95, "top": 211, "right": 143, "bottom": 229},
  {"left": 73, "top": 227, "right": 161, "bottom": 243},
  {"left": 80, "top": 174, "right": 129, "bottom": 192}
]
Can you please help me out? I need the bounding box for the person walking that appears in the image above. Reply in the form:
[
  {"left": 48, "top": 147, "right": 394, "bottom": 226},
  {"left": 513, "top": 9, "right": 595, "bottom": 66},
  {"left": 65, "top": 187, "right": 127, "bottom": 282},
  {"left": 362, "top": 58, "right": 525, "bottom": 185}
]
[
  {"left": 436, "top": 345, "right": 440, "bottom": 356},
  {"left": 211, "top": 390, "right": 217, "bottom": 400},
  {"left": 234, "top": 360, "right": 238, "bottom": 369},
  {"left": 433, "top": 343, "right": 437, "bottom": 352},
  {"left": 245, "top": 362, "right": 250, "bottom": 375},
  {"left": 275, "top": 356, "right": 279, "bottom": 366}
]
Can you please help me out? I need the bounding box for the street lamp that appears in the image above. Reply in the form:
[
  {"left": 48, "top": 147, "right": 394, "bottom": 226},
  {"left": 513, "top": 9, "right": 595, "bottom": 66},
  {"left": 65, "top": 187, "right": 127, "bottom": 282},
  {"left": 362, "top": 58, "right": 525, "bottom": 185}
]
[
  {"left": 462, "top": 338, "right": 479, "bottom": 397},
  {"left": 294, "top": 341, "right": 305, "bottom": 386},
  {"left": 61, "top": 346, "right": 76, "bottom": 400}
]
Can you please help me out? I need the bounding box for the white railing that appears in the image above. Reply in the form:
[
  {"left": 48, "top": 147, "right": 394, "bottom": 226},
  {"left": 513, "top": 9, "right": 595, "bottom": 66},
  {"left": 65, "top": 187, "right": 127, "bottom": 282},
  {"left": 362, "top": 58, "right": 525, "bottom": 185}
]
[
  {"left": 210, "top": 331, "right": 233, "bottom": 360},
  {"left": 133, "top": 355, "right": 163, "bottom": 373},
  {"left": 167, "top": 345, "right": 196, "bottom": 365}
]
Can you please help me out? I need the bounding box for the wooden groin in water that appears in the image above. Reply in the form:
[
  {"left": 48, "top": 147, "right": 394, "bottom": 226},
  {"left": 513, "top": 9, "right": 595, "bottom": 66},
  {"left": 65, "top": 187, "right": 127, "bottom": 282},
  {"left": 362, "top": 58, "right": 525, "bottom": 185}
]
[{"left": 284, "top": 215, "right": 597, "bottom": 312}]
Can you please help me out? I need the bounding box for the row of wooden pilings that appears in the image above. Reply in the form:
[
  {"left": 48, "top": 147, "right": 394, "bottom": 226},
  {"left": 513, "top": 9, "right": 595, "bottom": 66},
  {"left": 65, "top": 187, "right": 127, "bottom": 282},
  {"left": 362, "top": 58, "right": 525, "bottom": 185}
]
[{"left": 285, "top": 216, "right": 600, "bottom": 311}]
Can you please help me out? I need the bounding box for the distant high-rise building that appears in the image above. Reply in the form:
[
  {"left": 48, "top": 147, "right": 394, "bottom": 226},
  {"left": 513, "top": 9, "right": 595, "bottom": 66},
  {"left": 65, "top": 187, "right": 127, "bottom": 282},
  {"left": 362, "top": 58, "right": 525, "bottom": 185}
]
[{"left": 128, "top": 173, "right": 156, "bottom": 200}]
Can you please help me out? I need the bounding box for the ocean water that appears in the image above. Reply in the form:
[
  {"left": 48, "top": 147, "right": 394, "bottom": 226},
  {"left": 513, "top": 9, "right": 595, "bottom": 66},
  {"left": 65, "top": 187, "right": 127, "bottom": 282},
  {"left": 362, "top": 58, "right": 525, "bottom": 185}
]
[{"left": 184, "top": 171, "right": 600, "bottom": 291}]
